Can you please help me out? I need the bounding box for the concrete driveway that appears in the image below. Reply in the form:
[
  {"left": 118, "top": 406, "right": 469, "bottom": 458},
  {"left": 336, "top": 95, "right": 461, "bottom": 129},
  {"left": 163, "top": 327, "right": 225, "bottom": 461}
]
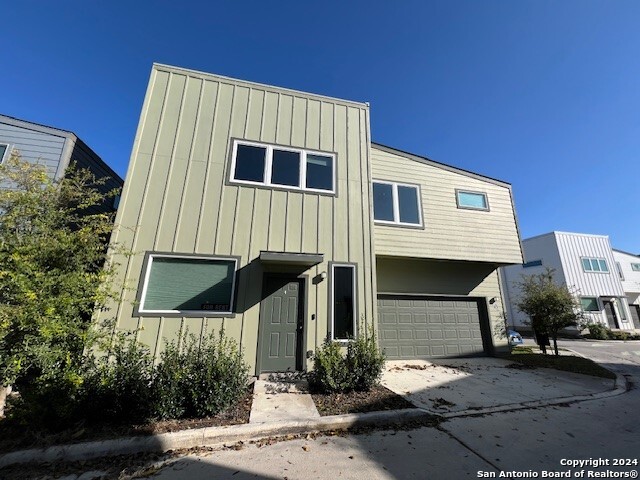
[{"left": 381, "top": 357, "right": 615, "bottom": 415}]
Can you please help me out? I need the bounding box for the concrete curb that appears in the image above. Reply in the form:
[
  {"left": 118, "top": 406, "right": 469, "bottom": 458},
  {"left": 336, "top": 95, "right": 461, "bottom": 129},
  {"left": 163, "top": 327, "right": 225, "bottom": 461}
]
[{"left": 0, "top": 408, "right": 429, "bottom": 468}]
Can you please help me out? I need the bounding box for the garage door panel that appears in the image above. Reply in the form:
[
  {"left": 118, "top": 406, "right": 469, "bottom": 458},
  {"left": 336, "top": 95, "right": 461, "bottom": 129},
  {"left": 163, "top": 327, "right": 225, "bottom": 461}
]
[
  {"left": 415, "top": 330, "right": 428, "bottom": 340},
  {"left": 382, "top": 329, "right": 398, "bottom": 340},
  {"left": 413, "top": 314, "right": 427, "bottom": 323},
  {"left": 378, "top": 295, "right": 486, "bottom": 359},
  {"left": 381, "top": 313, "right": 397, "bottom": 324}
]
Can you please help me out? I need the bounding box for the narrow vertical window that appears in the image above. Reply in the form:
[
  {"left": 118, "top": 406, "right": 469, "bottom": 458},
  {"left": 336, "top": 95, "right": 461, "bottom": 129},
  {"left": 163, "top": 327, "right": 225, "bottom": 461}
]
[
  {"left": 0, "top": 144, "right": 8, "bottom": 164},
  {"left": 332, "top": 264, "right": 356, "bottom": 340}
]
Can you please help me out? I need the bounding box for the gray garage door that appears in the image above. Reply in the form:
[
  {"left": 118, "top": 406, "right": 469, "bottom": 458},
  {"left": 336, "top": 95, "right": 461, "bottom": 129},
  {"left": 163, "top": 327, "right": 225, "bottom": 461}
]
[{"left": 377, "top": 295, "right": 488, "bottom": 359}]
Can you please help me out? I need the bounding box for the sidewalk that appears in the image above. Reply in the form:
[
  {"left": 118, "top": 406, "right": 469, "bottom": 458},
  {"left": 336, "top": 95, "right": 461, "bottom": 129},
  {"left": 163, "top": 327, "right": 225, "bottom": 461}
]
[{"left": 0, "top": 357, "right": 628, "bottom": 468}]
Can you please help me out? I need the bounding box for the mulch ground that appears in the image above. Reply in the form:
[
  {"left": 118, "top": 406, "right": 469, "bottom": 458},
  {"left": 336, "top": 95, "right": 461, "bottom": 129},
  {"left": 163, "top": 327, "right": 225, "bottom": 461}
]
[
  {"left": 0, "top": 386, "right": 254, "bottom": 454},
  {"left": 311, "top": 384, "right": 416, "bottom": 416}
]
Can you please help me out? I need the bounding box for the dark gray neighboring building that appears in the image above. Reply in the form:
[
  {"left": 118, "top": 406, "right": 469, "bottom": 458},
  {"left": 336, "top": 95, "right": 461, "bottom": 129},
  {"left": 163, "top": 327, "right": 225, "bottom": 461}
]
[{"left": 0, "top": 114, "right": 123, "bottom": 211}]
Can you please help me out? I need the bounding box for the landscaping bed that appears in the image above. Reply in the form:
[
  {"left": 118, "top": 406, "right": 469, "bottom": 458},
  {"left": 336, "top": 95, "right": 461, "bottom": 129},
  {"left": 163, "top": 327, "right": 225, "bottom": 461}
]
[
  {"left": 311, "top": 384, "right": 415, "bottom": 416},
  {"left": 0, "top": 385, "right": 253, "bottom": 454},
  {"left": 505, "top": 346, "right": 616, "bottom": 379}
]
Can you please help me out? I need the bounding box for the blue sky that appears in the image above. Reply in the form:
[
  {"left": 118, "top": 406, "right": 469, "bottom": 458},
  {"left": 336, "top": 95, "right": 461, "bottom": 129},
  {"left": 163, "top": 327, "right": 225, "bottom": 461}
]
[{"left": 2, "top": 1, "right": 639, "bottom": 252}]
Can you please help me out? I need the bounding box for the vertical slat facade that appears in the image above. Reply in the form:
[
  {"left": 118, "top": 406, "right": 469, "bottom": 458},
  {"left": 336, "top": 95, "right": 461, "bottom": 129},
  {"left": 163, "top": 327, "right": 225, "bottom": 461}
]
[{"left": 101, "top": 65, "right": 375, "bottom": 373}]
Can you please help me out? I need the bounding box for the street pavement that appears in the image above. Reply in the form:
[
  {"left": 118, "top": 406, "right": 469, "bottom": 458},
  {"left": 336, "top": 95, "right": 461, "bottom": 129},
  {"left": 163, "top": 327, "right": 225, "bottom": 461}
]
[{"left": 149, "top": 340, "right": 640, "bottom": 479}]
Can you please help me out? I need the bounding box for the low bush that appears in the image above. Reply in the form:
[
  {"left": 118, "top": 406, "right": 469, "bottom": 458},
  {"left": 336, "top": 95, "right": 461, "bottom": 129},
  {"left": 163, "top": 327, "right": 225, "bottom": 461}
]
[
  {"left": 309, "top": 325, "right": 385, "bottom": 394},
  {"left": 584, "top": 323, "right": 640, "bottom": 341},
  {"left": 81, "top": 335, "right": 155, "bottom": 424},
  {"left": 308, "top": 340, "right": 350, "bottom": 393},
  {"left": 345, "top": 326, "right": 386, "bottom": 391},
  {"left": 7, "top": 369, "right": 88, "bottom": 431},
  {"left": 6, "top": 329, "right": 248, "bottom": 430},
  {"left": 586, "top": 323, "right": 610, "bottom": 340},
  {"left": 153, "top": 330, "right": 249, "bottom": 419}
]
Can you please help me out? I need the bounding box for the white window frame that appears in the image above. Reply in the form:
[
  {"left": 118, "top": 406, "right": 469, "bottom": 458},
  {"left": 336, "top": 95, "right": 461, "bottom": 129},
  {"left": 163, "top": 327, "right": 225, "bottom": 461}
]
[
  {"left": 372, "top": 180, "right": 423, "bottom": 227},
  {"left": 581, "top": 257, "right": 609, "bottom": 273},
  {"left": 631, "top": 263, "right": 640, "bottom": 272},
  {"left": 456, "top": 189, "right": 489, "bottom": 211},
  {"left": 229, "top": 139, "right": 336, "bottom": 194},
  {"left": 330, "top": 263, "right": 357, "bottom": 341},
  {"left": 138, "top": 253, "right": 238, "bottom": 316},
  {"left": 0, "top": 143, "right": 10, "bottom": 164}
]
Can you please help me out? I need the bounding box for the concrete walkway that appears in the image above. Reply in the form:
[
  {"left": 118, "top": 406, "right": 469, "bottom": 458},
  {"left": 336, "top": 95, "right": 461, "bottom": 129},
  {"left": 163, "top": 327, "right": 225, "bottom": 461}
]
[
  {"left": 382, "top": 357, "right": 615, "bottom": 415},
  {"left": 249, "top": 373, "right": 320, "bottom": 424}
]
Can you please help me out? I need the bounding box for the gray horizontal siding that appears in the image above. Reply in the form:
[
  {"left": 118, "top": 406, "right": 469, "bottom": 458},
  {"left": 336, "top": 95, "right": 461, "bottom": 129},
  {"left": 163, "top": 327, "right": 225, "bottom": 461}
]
[{"left": 0, "top": 122, "right": 66, "bottom": 178}]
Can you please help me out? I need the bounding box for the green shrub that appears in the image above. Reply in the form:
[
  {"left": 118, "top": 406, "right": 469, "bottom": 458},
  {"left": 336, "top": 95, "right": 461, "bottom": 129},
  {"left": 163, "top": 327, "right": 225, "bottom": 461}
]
[
  {"left": 345, "top": 326, "right": 385, "bottom": 391},
  {"left": 151, "top": 341, "right": 186, "bottom": 420},
  {"left": 81, "top": 334, "right": 155, "bottom": 424},
  {"left": 308, "top": 340, "right": 350, "bottom": 393},
  {"left": 152, "top": 330, "right": 249, "bottom": 419},
  {"left": 586, "top": 323, "right": 611, "bottom": 340},
  {"left": 7, "top": 367, "right": 88, "bottom": 431},
  {"left": 309, "top": 325, "right": 385, "bottom": 393}
]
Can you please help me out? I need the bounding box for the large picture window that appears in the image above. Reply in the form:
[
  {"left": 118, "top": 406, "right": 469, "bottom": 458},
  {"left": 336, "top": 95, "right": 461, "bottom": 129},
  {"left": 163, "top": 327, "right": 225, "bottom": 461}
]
[
  {"left": 138, "top": 254, "right": 237, "bottom": 315},
  {"left": 372, "top": 181, "right": 422, "bottom": 226},
  {"left": 580, "top": 297, "right": 599, "bottom": 312},
  {"left": 230, "top": 140, "right": 335, "bottom": 193},
  {"left": 331, "top": 264, "right": 356, "bottom": 340}
]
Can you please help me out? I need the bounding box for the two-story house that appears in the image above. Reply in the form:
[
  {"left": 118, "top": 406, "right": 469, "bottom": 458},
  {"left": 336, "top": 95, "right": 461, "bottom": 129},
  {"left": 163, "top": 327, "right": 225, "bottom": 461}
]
[
  {"left": 99, "top": 64, "right": 523, "bottom": 375},
  {"left": 612, "top": 249, "right": 640, "bottom": 329},
  {"left": 502, "top": 231, "right": 638, "bottom": 332},
  {"left": 0, "top": 114, "right": 123, "bottom": 210}
]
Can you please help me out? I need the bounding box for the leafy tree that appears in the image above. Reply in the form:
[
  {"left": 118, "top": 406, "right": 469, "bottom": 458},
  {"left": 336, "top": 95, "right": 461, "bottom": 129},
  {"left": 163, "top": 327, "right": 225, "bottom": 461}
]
[
  {"left": 0, "top": 153, "right": 121, "bottom": 423},
  {"left": 515, "top": 268, "right": 584, "bottom": 355}
]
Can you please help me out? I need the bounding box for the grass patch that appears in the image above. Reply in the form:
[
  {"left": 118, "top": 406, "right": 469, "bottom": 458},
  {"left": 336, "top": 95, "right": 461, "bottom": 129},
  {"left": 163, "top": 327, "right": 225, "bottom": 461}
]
[{"left": 504, "top": 348, "right": 615, "bottom": 379}]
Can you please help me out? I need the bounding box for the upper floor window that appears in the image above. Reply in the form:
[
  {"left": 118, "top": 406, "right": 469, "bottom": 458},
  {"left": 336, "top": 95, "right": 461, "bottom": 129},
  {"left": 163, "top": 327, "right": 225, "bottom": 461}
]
[
  {"left": 0, "top": 143, "right": 9, "bottom": 164},
  {"left": 631, "top": 263, "right": 640, "bottom": 272},
  {"left": 523, "top": 260, "right": 542, "bottom": 268},
  {"left": 456, "top": 190, "right": 489, "bottom": 211},
  {"left": 372, "top": 180, "right": 422, "bottom": 227},
  {"left": 581, "top": 257, "right": 609, "bottom": 273},
  {"left": 230, "top": 140, "right": 335, "bottom": 194}
]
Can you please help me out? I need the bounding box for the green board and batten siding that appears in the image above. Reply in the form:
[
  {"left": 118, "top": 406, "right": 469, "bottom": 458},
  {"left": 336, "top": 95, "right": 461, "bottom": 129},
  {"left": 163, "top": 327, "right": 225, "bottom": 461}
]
[{"left": 100, "top": 64, "right": 376, "bottom": 374}]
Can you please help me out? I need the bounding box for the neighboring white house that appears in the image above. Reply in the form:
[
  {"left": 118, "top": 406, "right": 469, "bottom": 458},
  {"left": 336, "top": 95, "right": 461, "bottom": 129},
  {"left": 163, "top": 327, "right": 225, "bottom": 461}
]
[
  {"left": 502, "top": 231, "right": 637, "bottom": 332},
  {"left": 612, "top": 249, "right": 640, "bottom": 329}
]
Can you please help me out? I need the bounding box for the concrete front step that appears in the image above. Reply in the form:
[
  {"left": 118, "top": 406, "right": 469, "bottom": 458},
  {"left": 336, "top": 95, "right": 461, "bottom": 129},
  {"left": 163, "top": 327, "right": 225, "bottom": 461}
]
[{"left": 249, "top": 378, "right": 320, "bottom": 424}]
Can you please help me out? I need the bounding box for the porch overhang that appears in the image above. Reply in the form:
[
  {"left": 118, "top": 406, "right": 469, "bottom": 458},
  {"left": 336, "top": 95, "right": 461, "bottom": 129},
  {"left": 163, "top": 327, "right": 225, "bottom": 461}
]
[{"left": 259, "top": 251, "right": 324, "bottom": 267}]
